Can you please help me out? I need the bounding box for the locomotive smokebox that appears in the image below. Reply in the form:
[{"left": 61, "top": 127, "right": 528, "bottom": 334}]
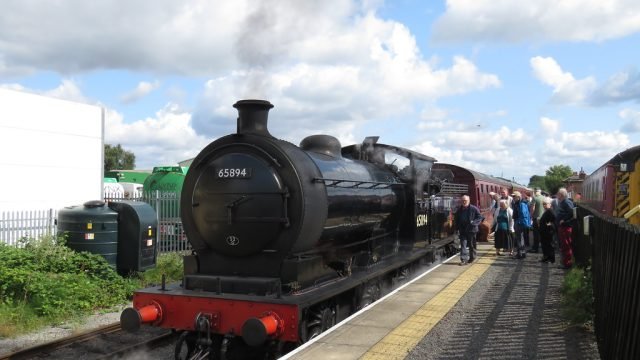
[{"left": 234, "top": 99, "right": 274, "bottom": 137}]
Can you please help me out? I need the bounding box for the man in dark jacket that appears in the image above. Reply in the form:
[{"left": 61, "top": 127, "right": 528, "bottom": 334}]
[{"left": 454, "top": 194, "right": 483, "bottom": 265}]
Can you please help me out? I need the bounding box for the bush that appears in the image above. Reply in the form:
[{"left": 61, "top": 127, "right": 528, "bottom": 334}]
[
  {"left": 0, "top": 236, "right": 184, "bottom": 337},
  {"left": 136, "top": 252, "right": 184, "bottom": 287},
  {"left": 0, "top": 237, "right": 138, "bottom": 320},
  {"left": 560, "top": 265, "right": 594, "bottom": 326}
]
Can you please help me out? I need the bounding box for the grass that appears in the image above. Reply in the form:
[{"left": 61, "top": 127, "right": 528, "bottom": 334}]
[
  {"left": 0, "top": 236, "right": 184, "bottom": 338},
  {"left": 560, "top": 264, "right": 594, "bottom": 328}
]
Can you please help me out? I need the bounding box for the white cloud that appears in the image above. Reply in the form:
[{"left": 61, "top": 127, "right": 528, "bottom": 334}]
[
  {"left": 540, "top": 117, "right": 559, "bottom": 135},
  {"left": 43, "top": 80, "right": 88, "bottom": 103},
  {"left": 191, "top": 16, "right": 501, "bottom": 139},
  {"left": 530, "top": 56, "right": 597, "bottom": 105},
  {"left": 433, "top": 126, "right": 528, "bottom": 151},
  {"left": 120, "top": 81, "right": 160, "bottom": 104},
  {"left": 1, "top": 79, "right": 88, "bottom": 103},
  {"left": 543, "top": 131, "right": 629, "bottom": 159},
  {"left": 411, "top": 138, "right": 535, "bottom": 184},
  {"left": 417, "top": 106, "right": 450, "bottom": 130},
  {"left": 411, "top": 118, "right": 632, "bottom": 185},
  {"left": 530, "top": 57, "right": 574, "bottom": 88},
  {"left": 105, "top": 104, "right": 210, "bottom": 169},
  {"left": 531, "top": 56, "right": 640, "bottom": 106},
  {"left": 432, "top": 0, "right": 640, "bottom": 43},
  {"left": 620, "top": 108, "right": 640, "bottom": 132},
  {"left": 488, "top": 110, "right": 508, "bottom": 118},
  {"left": 589, "top": 69, "right": 640, "bottom": 105},
  {"left": 0, "top": 1, "right": 244, "bottom": 76},
  {"left": 0, "top": 0, "right": 502, "bottom": 164}
]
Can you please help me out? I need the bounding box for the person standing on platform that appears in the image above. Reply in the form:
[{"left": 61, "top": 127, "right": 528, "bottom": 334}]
[
  {"left": 539, "top": 197, "right": 556, "bottom": 263},
  {"left": 522, "top": 192, "right": 533, "bottom": 249},
  {"left": 491, "top": 199, "right": 514, "bottom": 256},
  {"left": 454, "top": 194, "right": 483, "bottom": 266},
  {"left": 531, "top": 189, "right": 545, "bottom": 253},
  {"left": 499, "top": 187, "right": 513, "bottom": 209},
  {"left": 555, "top": 188, "right": 575, "bottom": 269},
  {"left": 498, "top": 188, "right": 514, "bottom": 254},
  {"left": 511, "top": 191, "right": 531, "bottom": 259}
]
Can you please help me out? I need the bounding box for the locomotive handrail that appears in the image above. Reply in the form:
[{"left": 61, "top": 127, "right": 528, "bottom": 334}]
[
  {"left": 312, "top": 177, "right": 404, "bottom": 189},
  {"left": 292, "top": 231, "right": 395, "bottom": 257}
]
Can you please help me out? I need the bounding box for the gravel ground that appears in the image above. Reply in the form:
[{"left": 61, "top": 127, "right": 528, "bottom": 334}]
[
  {"left": 406, "top": 250, "right": 600, "bottom": 360},
  {"left": 0, "top": 305, "right": 128, "bottom": 355}
]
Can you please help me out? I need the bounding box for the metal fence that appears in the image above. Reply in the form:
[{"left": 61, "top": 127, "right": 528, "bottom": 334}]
[
  {"left": 0, "top": 209, "right": 58, "bottom": 246},
  {"left": 577, "top": 205, "right": 640, "bottom": 359},
  {"left": 0, "top": 191, "right": 191, "bottom": 254}
]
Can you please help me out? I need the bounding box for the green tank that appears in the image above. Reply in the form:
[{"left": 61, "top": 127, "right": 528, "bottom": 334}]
[
  {"left": 57, "top": 200, "right": 119, "bottom": 267},
  {"left": 143, "top": 166, "right": 189, "bottom": 219},
  {"left": 143, "top": 166, "right": 189, "bottom": 251},
  {"left": 143, "top": 166, "right": 188, "bottom": 198},
  {"left": 105, "top": 170, "right": 152, "bottom": 184}
]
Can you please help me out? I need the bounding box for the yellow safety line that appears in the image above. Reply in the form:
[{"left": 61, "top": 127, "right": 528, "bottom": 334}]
[{"left": 360, "top": 250, "right": 496, "bottom": 360}]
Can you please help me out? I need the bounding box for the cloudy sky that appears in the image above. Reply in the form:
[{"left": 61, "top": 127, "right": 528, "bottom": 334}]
[{"left": 2, "top": 0, "right": 640, "bottom": 185}]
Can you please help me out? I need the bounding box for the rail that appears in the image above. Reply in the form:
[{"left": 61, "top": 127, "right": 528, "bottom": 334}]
[
  {"left": 0, "top": 322, "right": 175, "bottom": 360},
  {"left": 0, "top": 323, "right": 121, "bottom": 360}
]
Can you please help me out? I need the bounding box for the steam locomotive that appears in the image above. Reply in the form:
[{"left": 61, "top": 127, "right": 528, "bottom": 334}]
[{"left": 121, "top": 100, "right": 458, "bottom": 359}]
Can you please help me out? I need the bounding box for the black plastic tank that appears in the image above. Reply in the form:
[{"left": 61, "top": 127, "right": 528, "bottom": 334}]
[
  {"left": 108, "top": 201, "right": 158, "bottom": 274},
  {"left": 57, "top": 200, "right": 119, "bottom": 267}
]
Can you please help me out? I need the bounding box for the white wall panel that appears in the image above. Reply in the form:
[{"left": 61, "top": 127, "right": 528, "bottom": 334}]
[{"left": 0, "top": 88, "right": 103, "bottom": 212}]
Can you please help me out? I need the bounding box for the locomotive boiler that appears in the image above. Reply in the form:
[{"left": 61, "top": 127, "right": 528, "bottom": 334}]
[{"left": 121, "top": 100, "right": 448, "bottom": 359}]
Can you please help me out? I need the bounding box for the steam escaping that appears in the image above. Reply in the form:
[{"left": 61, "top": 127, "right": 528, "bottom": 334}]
[{"left": 234, "top": 0, "right": 288, "bottom": 99}]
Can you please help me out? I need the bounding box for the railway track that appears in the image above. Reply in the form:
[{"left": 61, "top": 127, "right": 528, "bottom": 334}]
[{"left": 0, "top": 322, "right": 176, "bottom": 360}]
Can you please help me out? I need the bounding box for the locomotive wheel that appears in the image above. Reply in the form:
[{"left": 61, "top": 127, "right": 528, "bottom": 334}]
[
  {"left": 357, "top": 279, "right": 381, "bottom": 309},
  {"left": 221, "top": 336, "right": 268, "bottom": 360},
  {"left": 175, "top": 331, "right": 225, "bottom": 360},
  {"left": 266, "top": 340, "right": 298, "bottom": 360},
  {"left": 302, "top": 305, "right": 336, "bottom": 342},
  {"left": 306, "top": 325, "right": 323, "bottom": 342},
  {"left": 174, "top": 331, "right": 196, "bottom": 360}
]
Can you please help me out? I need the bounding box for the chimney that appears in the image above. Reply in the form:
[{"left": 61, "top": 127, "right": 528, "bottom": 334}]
[
  {"left": 579, "top": 167, "right": 586, "bottom": 179},
  {"left": 233, "top": 99, "right": 274, "bottom": 137}
]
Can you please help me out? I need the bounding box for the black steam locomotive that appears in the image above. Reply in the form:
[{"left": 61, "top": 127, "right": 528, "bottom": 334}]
[{"left": 121, "top": 100, "right": 455, "bottom": 359}]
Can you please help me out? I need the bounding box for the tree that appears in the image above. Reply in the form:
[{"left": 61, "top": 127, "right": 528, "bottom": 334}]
[
  {"left": 528, "top": 175, "right": 547, "bottom": 192},
  {"left": 104, "top": 144, "right": 135, "bottom": 172},
  {"left": 545, "top": 164, "right": 573, "bottom": 195}
]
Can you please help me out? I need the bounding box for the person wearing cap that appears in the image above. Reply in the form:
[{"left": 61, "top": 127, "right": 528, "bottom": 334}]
[
  {"left": 511, "top": 191, "right": 531, "bottom": 259},
  {"left": 454, "top": 194, "right": 483, "bottom": 266},
  {"left": 531, "top": 189, "right": 545, "bottom": 253}
]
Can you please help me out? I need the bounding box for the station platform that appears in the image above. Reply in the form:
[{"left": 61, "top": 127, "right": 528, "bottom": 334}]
[{"left": 283, "top": 243, "right": 599, "bottom": 360}]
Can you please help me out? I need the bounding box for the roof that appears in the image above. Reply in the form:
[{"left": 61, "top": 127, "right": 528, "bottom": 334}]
[{"left": 607, "top": 145, "right": 640, "bottom": 170}]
